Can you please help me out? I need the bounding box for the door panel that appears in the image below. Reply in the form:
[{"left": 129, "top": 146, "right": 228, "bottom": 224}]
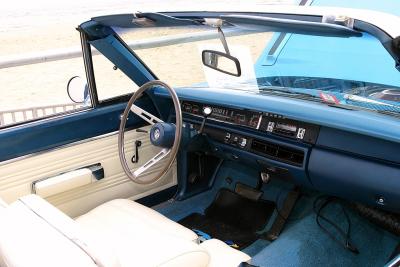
[
  {"left": 0, "top": 126, "right": 176, "bottom": 217},
  {"left": 0, "top": 100, "right": 156, "bottom": 162}
]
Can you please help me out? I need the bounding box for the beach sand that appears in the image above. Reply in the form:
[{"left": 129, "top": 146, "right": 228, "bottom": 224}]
[{"left": 0, "top": 0, "right": 293, "bottom": 126}]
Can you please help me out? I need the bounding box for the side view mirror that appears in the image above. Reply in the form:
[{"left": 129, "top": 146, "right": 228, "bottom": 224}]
[
  {"left": 202, "top": 50, "right": 241, "bottom": 77},
  {"left": 67, "top": 76, "right": 90, "bottom": 104}
]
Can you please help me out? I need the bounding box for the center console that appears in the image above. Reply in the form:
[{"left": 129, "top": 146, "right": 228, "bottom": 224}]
[
  {"left": 181, "top": 100, "right": 321, "bottom": 171},
  {"left": 180, "top": 101, "right": 319, "bottom": 194}
]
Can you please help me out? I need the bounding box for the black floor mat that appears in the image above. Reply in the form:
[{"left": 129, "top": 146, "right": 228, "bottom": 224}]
[{"left": 179, "top": 188, "right": 275, "bottom": 249}]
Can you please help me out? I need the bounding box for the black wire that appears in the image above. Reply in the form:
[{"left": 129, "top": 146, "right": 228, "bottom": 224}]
[
  {"left": 313, "top": 195, "right": 359, "bottom": 254},
  {"left": 274, "top": 188, "right": 312, "bottom": 222}
]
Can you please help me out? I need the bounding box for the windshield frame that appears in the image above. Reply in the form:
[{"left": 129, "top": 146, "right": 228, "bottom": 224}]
[{"left": 78, "top": 10, "right": 400, "bottom": 114}]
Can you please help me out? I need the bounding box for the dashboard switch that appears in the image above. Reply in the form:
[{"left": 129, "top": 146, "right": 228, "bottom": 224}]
[
  {"left": 225, "top": 132, "right": 231, "bottom": 142},
  {"left": 239, "top": 138, "right": 247, "bottom": 148},
  {"left": 297, "top": 128, "right": 306, "bottom": 139},
  {"left": 267, "top": 122, "right": 275, "bottom": 132}
]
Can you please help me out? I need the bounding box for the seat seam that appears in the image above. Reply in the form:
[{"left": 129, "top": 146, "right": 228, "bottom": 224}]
[
  {"left": 19, "top": 199, "right": 102, "bottom": 267},
  {"left": 157, "top": 250, "right": 210, "bottom": 267}
]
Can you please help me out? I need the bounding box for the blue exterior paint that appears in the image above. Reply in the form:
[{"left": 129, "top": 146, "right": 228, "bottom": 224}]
[
  {"left": 255, "top": 0, "right": 400, "bottom": 88},
  {"left": 256, "top": 33, "right": 400, "bottom": 87}
]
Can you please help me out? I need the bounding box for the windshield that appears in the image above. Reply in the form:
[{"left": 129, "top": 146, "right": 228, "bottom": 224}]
[{"left": 112, "top": 24, "right": 400, "bottom": 116}]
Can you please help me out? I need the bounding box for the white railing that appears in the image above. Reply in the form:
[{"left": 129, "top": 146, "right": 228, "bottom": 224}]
[
  {"left": 0, "top": 104, "right": 82, "bottom": 126},
  {"left": 0, "top": 29, "right": 249, "bottom": 69},
  {"left": 0, "top": 29, "right": 250, "bottom": 126}
]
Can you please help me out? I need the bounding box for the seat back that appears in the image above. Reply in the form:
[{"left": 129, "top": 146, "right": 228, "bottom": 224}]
[{"left": 0, "top": 195, "right": 118, "bottom": 267}]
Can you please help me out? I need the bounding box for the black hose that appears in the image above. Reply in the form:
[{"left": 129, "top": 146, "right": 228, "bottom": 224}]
[{"left": 349, "top": 202, "right": 400, "bottom": 236}]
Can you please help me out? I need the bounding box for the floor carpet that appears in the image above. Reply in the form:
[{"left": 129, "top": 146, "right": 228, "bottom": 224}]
[
  {"left": 251, "top": 195, "right": 399, "bottom": 267},
  {"left": 179, "top": 189, "right": 275, "bottom": 249},
  {"left": 153, "top": 161, "right": 399, "bottom": 266}
]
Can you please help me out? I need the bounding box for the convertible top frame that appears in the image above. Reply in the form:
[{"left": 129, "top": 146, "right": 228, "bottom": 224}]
[{"left": 81, "top": 7, "right": 400, "bottom": 71}]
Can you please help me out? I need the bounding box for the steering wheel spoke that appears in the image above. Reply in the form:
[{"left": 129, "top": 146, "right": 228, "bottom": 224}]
[
  {"left": 118, "top": 80, "right": 182, "bottom": 184},
  {"left": 133, "top": 148, "right": 171, "bottom": 177},
  {"left": 131, "top": 104, "right": 163, "bottom": 125}
]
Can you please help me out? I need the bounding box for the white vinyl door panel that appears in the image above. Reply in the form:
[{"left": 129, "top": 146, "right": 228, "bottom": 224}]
[
  {"left": 0, "top": 126, "right": 177, "bottom": 217},
  {"left": 33, "top": 168, "right": 96, "bottom": 198}
]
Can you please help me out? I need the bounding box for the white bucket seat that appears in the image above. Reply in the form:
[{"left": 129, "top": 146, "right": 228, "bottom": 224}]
[{"left": 0, "top": 195, "right": 250, "bottom": 267}]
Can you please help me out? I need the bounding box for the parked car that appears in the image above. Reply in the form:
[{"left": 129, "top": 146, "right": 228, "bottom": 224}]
[{"left": 1, "top": 2, "right": 400, "bottom": 267}]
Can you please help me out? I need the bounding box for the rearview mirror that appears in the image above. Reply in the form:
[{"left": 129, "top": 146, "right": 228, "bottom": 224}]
[
  {"left": 67, "top": 76, "right": 90, "bottom": 104},
  {"left": 202, "top": 50, "right": 241, "bottom": 77}
]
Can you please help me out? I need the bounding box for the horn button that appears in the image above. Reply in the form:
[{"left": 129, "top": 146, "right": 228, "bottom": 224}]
[{"left": 150, "top": 122, "right": 176, "bottom": 148}]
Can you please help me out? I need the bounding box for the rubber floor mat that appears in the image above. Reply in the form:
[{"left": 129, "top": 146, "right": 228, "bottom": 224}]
[{"left": 179, "top": 188, "right": 275, "bottom": 249}]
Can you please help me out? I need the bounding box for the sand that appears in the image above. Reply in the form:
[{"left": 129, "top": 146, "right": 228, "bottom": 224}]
[{"left": 0, "top": 0, "right": 292, "bottom": 126}]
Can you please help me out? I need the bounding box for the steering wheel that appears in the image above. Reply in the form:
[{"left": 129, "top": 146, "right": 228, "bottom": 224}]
[{"left": 118, "top": 80, "right": 182, "bottom": 184}]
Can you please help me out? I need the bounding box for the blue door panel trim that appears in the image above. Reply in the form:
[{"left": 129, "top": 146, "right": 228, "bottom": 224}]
[{"left": 0, "top": 98, "right": 154, "bottom": 162}]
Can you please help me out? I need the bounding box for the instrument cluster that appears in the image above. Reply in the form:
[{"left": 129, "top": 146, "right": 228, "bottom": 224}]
[
  {"left": 181, "top": 101, "right": 320, "bottom": 144},
  {"left": 182, "top": 101, "right": 262, "bottom": 130}
]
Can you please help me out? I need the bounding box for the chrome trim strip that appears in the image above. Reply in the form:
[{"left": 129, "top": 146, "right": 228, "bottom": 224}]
[
  {"left": 183, "top": 111, "right": 262, "bottom": 130},
  {"left": 0, "top": 130, "right": 122, "bottom": 167},
  {"left": 256, "top": 115, "right": 263, "bottom": 130}
]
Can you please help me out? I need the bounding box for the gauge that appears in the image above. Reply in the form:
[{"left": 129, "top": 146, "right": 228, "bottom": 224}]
[
  {"left": 249, "top": 114, "right": 261, "bottom": 128},
  {"left": 183, "top": 103, "right": 192, "bottom": 112},
  {"left": 192, "top": 105, "right": 200, "bottom": 114},
  {"left": 237, "top": 114, "right": 246, "bottom": 123}
]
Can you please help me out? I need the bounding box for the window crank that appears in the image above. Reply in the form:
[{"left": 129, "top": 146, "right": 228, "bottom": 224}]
[{"left": 131, "top": 140, "right": 142, "bottom": 163}]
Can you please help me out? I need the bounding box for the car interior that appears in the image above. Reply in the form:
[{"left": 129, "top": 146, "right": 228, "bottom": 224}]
[{"left": 1, "top": 7, "right": 400, "bottom": 267}]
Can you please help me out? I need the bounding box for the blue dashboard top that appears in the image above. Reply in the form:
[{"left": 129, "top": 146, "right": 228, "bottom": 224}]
[{"left": 154, "top": 86, "right": 400, "bottom": 143}]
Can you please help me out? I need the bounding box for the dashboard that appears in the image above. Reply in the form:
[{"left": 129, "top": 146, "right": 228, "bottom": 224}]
[
  {"left": 182, "top": 101, "right": 320, "bottom": 144},
  {"left": 155, "top": 87, "right": 400, "bottom": 212}
]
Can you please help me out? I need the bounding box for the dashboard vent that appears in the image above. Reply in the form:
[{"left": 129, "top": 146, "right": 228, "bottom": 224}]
[{"left": 251, "top": 139, "right": 304, "bottom": 166}]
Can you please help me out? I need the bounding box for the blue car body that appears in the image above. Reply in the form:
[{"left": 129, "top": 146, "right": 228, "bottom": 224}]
[{"left": 255, "top": 0, "right": 400, "bottom": 111}]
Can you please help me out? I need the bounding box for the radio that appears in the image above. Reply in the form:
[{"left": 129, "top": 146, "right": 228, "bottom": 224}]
[{"left": 260, "top": 113, "right": 319, "bottom": 144}]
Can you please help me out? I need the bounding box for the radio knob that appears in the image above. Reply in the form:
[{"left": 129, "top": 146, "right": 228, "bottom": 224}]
[{"left": 203, "top": 106, "right": 212, "bottom": 116}]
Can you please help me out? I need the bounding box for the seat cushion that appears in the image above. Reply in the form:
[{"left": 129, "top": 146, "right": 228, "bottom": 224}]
[
  {"left": 76, "top": 199, "right": 210, "bottom": 267},
  {"left": 100, "top": 226, "right": 210, "bottom": 267},
  {"left": 0, "top": 196, "right": 210, "bottom": 267},
  {"left": 76, "top": 199, "right": 198, "bottom": 242},
  {"left": 200, "top": 239, "right": 251, "bottom": 267},
  {"left": 0, "top": 196, "right": 99, "bottom": 267}
]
